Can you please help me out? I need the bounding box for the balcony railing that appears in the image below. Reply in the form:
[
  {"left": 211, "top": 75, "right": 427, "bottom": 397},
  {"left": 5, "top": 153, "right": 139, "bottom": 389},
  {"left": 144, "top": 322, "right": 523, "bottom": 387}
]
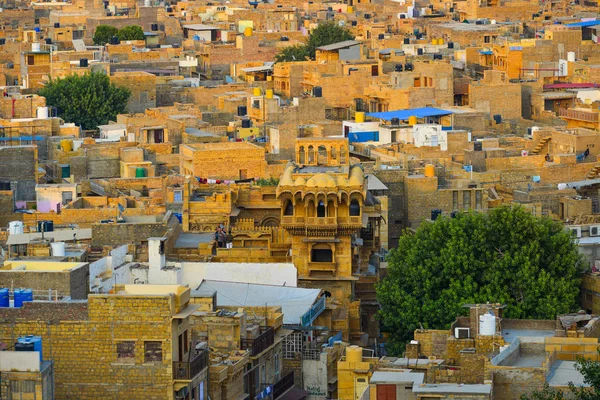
[
  {"left": 308, "top": 261, "right": 337, "bottom": 273},
  {"left": 273, "top": 372, "right": 295, "bottom": 399},
  {"left": 301, "top": 295, "right": 326, "bottom": 326},
  {"left": 338, "top": 216, "right": 362, "bottom": 225},
  {"left": 305, "top": 217, "right": 336, "bottom": 226},
  {"left": 559, "top": 108, "right": 599, "bottom": 123},
  {"left": 173, "top": 349, "right": 209, "bottom": 380},
  {"left": 241, "top": 326, "right": 275, "bottom": 356}
]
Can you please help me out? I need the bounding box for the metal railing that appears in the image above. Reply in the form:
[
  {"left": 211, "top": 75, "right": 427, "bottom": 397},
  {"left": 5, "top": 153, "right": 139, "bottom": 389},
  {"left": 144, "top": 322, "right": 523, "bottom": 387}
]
[
  {"left": 273, "top": 371, "right": 295, "bottom": 399},
  {"left": 241, "top": 326, "right": 275, "bottom": 356},
  {"left": 301, "top": 295, "right": 326, "bottom": 326},
  {"left": 172, "top": 349, "right": 209, "bottom": 380}
]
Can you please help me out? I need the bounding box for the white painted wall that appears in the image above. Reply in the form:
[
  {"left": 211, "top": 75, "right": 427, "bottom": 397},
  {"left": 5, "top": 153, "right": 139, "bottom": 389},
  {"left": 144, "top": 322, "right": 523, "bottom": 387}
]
[
  {"left": 180, "top": 262, "right": 297, "bottom": 288},
  {"left": 0, "top": 351, "right": 40, "bottom": 372},
  {"left": 303, "top": 353, "right": 328, "bottom": 400},
  {"left": 413, "top": 124, "right": 448, "bottom": 151},
  {"left": 89, "top": 245, "right": 131, "bottom": 293}
]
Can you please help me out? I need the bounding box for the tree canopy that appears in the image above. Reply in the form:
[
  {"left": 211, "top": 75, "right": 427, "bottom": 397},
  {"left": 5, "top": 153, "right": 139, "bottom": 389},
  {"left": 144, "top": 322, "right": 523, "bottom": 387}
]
[
  {"left": 117, "top": 25, "right": 145, "bottom": 41},
  {"left": 40, "top": 72, "right": 130, "bottom": 130},
  {"left": 274, "top": 22, "right": 354, "bottom": 62},
  {"left": 377, "top": 206, "right": 584, "bottom": 355},
  {"left": 93, "top": 25, "right": 118, "bottom": 45},
  {"left": 522, "top": 353, "right": 600, "bottom": 399},
  {"left": 274, "top": 45, "right": 310, "bottom": 63}
]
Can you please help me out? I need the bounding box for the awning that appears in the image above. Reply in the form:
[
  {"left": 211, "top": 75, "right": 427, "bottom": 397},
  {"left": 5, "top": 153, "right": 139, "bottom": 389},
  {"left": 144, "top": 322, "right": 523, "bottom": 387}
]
[
  {"left": 230, "top": 207, "right": 241, "bottom": 217},
  {"left": 172, "top": 303, "right": 201, "bottom": 319},
  {"left": 367, "top": 107, "right": 453, "bottom": 121}
]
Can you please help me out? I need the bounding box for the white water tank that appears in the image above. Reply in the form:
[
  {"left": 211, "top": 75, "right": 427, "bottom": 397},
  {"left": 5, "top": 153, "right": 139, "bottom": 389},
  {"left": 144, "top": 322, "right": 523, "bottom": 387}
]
[
  {"left": 479, "top": 312, "right": 496, "bottom": 336},
  {"left": 491, "top": 19, "right": 496, "bottom": 24},
  {"left": 31, "top": 42, "right": 41, "bottom": 52},
  {"left": 567, "top": 52, "right": 576, "bottom": 62},
  {"left": 36, "top": 107, "right": 49, "bottom": 119},
  {"left": 8, "top": 221, "right": 23, "bottom": 235},
  {"left": 51, "top": 242, "right": 66, "bottom": 257}
]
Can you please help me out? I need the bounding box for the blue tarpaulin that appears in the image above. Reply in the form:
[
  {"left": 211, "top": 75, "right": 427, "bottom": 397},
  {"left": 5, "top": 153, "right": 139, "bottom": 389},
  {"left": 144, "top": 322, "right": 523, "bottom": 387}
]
[
  {"left": 566, "top": 20, "right": 600, "bottom": 27},
  {"left": 0, "top": 135, "right": 44, "bottom": 141},
  {"left": 367, "top": 107, "right": 453, "bottom": 121},
  {"left": 479, "top": 50, "right": 493, "bottom": 55}
]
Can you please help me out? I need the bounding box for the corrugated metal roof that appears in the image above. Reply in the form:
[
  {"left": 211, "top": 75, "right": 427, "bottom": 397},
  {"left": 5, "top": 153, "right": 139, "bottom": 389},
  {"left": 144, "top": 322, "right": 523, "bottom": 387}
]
[
  {"left": 316, "top": 40, "right": 360, "bottom": 51},
  {"left": 194, "top": 280, "right": 321, "bottom": 324}
]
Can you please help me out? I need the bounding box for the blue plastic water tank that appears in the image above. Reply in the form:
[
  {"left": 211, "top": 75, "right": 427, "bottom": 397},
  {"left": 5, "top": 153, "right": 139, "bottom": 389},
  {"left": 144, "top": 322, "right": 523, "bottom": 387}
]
[
  {"left": 18, "top": 335, "right": 43, "bottom": 361},
  {"left": 173, "top": 213, "right": 182, "bottom": 223},
  {"left": 0, "top": 288, "right": 8, "bottom": 307},
  {"left": 14, "top": 289, "right": 33, "bottom": 308}
]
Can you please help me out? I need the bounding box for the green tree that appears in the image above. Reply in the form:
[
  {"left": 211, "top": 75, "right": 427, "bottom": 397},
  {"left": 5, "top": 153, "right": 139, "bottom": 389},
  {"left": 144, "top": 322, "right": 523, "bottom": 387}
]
[
  {"left": 117, "top": 25, "right": 145, "bottom": 41},
  {"left": 40, "top": 72, "right": 130, "bottom": 130},
  {"left": 274, "top": 21, "right": 354, "bottom": 62},
  {"left": 306, "top": 21, "right": 354, "bottom": 58},
  {"left": 377, "top": 206, "right": 584, "bottom": 355},
  {"left": 93, "top": 25, "right": 118, "bottom": 45},
  {"left": 274, "top": 45, "right": 310, "bottom": 63},
  {"left": 522, "top": 353, "right": 600, "bottom": 399}
]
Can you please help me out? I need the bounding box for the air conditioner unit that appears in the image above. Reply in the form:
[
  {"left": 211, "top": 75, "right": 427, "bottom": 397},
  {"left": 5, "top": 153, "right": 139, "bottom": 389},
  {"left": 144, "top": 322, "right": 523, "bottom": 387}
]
[
  {"left": 591, "top": 225, "right": 600, "bottom": 237},
  {"left": 570, "top": 226, "right": 582, "bottom": 238},
  {"left": 454, "top": 327, "right": 470, "bottom": 339}
]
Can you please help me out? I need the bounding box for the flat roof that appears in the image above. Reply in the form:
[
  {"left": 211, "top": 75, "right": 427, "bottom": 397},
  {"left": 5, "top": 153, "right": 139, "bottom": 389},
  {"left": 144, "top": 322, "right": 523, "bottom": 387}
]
[
  {"left": 7, "top": 228, "right": 92, "bottom": 245},
  {"left": 195, "top": 280, "right": 321, "bottom": 324},
  {"left": 183, "top": 23, "right": 219, "bottom": 30},
  {"left": 547, "top": 361, "right": 588, "bottom": 387},
  {"left": 412, "top": 384, "right": 492, "bottom": 394},
  {"left": 316, "top": 40, "right": 360, "bottom": 51},
  {"left": 175, "top": 232, "right": 214, "bottom": 248},
  {"left": 370, "top": 371, "right": 424, "bottom": 385},
  {"left": 115, "top": 284, "right": 188, "bottom": 296},
  {"left": 2, "top": 260, "right": 86, "bottom": 271},
  {"left": 502, "top": 328, "right": 555, "bottom": 343},
  {"left": 184, "top": 141, "right": 262, "bottom": 151}
]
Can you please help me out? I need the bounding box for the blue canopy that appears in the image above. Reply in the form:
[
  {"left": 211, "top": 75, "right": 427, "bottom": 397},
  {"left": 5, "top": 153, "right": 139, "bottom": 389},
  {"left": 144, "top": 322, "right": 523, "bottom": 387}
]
[
  {"left": 566, "top": 20, "right": 599, "bottom": 27},
  {"left": 367, "top": 107, "right": 453, "bottom": 121}
]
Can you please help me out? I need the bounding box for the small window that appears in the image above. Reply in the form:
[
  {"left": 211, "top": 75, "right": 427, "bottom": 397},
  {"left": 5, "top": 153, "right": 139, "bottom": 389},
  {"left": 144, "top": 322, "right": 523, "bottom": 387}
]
[
  {"left": 144, "top": 341, "right": 162, "bottom": 363},
  {"left": 174, "top": 190, "right": 183, "bottom": 203},
  {"left": 27, "top": 55, "right": 35, "bottom": 65},
  {"left": 484, "top": 35, "right": 491, "bottom": 43},
  {"left": 463, "top": 191, "right": 471, "bottom": 210},
  {"left": 117, "top": 341, "right": 135, "bottom": 361}
]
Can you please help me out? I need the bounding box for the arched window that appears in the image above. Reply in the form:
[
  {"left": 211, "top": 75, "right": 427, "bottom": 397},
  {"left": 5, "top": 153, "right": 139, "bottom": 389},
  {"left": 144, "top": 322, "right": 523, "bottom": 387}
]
[
  {"left": 327, "top": 200, "right": 335, "bottom": 217},
  {"left": 298, "top": 146, "right": 305, "bottom": 164},
  {"left": 331, "top": 146, "right": 337, "bottom": 161},
  {"left": 349, "top": 199, "right": 360, "bottom": 216},
  {"left": 317, "top": 145, "right": 328, "bottom": 165},
  {"left": 307, "top": 200, "right": 315, "bottom": 217},
  {"left": 307, "top": 146, "right": 315, "bottom": 164},
  {"left": 317, "top": 200, "right": 326, "bottom": 217},
  {"left": 340, "top": 146, "right": 347, "bottom": 164},
  {"left": 284, "top": 200, "right": 293, "bottom": 216}
]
